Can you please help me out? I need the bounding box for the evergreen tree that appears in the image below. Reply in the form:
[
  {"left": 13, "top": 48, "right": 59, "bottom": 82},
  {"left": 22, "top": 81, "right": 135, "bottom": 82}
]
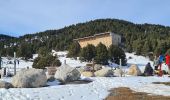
[
  {"left": 17, "top": 43, "right": 33, "bottom": 60},
  {"left": 52, "top": 58, "right": 61, "bottom": 67},
  {"left": 32, "top": 54, "right": 61, "bottom": 69},
  {"left": 154, "top": 47, "right": 161, "bottom": 56},
  {"left": 38, "top": 47, "right": 50, "bottom": 57},
  {"left": 95, "top": 43, "right": 108, "bottom": 65},
  {"left": 80, "top": 44, "right": 96, "bottom": 62},
  {"left": 67, "top": 42, "right": 80, "bottom": 58},
  {"left": 108, "top": 45, "right": 126, "bottom": 65},
  {"left": 166, "top": 48, "right": 170, "bottom": 55},
  {"left": 32, "top": 57, "right": 41, "bottom": 69},
  {"left": 1, "top": 18, "right": 170, "bottom": 57},
  {"left": 132, "top": 40, "right": 143, "bottom": 55},
  {"left": 142, "top": 41, "right": 151, "bottom": 55}
]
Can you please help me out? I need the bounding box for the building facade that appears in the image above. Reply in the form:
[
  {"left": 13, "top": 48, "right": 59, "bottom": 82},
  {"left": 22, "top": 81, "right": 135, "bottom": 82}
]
[{"left": 74, "top": 32, "right": 121, "bottom": 48}]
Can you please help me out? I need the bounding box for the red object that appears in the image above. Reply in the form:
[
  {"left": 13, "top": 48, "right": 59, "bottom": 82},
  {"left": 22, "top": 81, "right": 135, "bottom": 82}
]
[
  {"left": 166, "top": 55, "right": 170, "bottom": 67},
  {"left": 165, "top": 55, "right": 170, "bottom": 64}
]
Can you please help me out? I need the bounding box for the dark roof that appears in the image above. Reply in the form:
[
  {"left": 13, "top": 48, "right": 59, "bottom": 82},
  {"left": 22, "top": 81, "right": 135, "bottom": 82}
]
[{"left": 74, "top": 32, "right": 111, "bottom": 41}]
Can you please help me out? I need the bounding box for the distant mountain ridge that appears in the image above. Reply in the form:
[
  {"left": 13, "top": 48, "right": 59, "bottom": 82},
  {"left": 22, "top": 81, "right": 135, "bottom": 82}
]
[{"left": 0, "top": 34, "right": 16, "bottom": 39}]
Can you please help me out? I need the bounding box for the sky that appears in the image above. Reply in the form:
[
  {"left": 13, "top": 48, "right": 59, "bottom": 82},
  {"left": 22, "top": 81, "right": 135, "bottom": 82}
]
[{"left": 0, "top": 0, "right": 170, "bottom": 37}]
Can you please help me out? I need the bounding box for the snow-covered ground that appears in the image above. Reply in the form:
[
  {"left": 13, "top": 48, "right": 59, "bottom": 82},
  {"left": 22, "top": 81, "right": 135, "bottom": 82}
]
[
  {"left": 126, "top": 52, "right": 169, "bottom": 72},
  {"left": 1, "top": 76, "right": 170, "bottom": 100},
  {"left": 0, "top": 51, "right": 170, "bottom": 100},
  {"left": 1, "top": 57, "right": 33, "bottom": 75},
  {"left": 52, "top": 50, "right": 87, "bottom": 67},
  {"left": 1, "top": 57, "right": 33, "bottom": 69}
]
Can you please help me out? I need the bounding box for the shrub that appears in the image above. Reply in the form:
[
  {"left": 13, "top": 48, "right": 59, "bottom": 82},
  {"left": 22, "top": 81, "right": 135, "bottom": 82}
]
[
  {"left": 108, "top": 45, "right": 126, "bottom": 65},
  {"left": 95, "top": 43, "right": 108, "bottom": 65},
  {"left": 67, "top": 42, "right": 80, "bottom": 58},
  {"left": 80, "top": 44, "right": 96, "bottom": 62},
  {"left": 33, "top": 54, "right": 61, "bottom": 69}
]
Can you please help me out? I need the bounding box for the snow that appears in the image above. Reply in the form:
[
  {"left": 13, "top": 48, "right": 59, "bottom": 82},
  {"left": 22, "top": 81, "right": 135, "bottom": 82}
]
[
  {"left": 32, "top": 54, "right": 38, "bottom": 59},
  {"left": 1, "top": 76, "right": 170, "bottom": 100},
  {"left": 0, "top": 51, "right": 170, "bottom": 100},
  {"left": 1, "top": 57, "right": 33, "bottom": 69},
  {"left": 59, "top": 57, "right": 87, "bottom": 68},
  {"left": 53, "top": 50, "right": 87, "bottom": 67},
  {"left": 126, "top": 52, "right": 169, "bottom": 73},
  {"left": 1, "top": 57, "right": 33, "bottom": 75}
]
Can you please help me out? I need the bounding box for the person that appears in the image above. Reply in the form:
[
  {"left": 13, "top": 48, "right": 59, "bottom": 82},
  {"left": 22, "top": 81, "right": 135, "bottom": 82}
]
[
  {"left": 17, "top": 59, "right": 20, "bottom": 65},
  {"left": 153, "top": 56, "right": 159, "bottom": 75},
  {"left": 0, "top": 56, "right": 1, "bottom": 69},
  {"left": 158, "top": 54, "right": 165, "bottom": 76},
  {"left": 165, "top": 54, "right": 170, "bottom": 74},
  {"left": 153, "top": 56, "right": 159, "bottom": 70},
  {"left": 144, "top": 62, "right": 153, "bottom": 76}
]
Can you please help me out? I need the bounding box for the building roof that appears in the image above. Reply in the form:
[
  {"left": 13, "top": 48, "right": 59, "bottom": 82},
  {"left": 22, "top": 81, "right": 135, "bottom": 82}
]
[{"left": 74, "top": 32, "right": 112, "bottom": 41}]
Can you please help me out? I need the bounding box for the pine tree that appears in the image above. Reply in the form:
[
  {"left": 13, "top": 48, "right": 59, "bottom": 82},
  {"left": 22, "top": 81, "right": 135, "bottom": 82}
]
[
  {"left": 67, "top": 42, "right": 80, "bottom": 58},
  {"left": 95, "top": 43, "right": 108, "bottom": 65},
  {"left": 32, "top": 54, "right": 61, "bottom": 69},
  {"left": 142, "top": 41, "right": 150, "bottom": 55},
  {"left": 17, "top": 43, "right": 33, "bottom": 60},
  {"left": 166, "top": 49, "right": 170, "bottom": 55},
  {"left": 108, "top": 45, "right": 126, "bottom": 65},
  {"left": 80, "top": 44, "right": 96, "bottom": 62},
  {"left": 38, "top": 47, "right": 50, "bottom": 57}
]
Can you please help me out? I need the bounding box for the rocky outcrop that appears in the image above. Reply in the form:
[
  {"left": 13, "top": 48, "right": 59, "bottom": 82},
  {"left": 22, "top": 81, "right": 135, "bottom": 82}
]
[
  {"left": 81, "top": 71, "right": 94, "bottom": 77},
  {"left": 94, "top": 68, "right": 113, "bottom": 77},
  {"left": 0, "top": 81, "right": 13, "bottom": 89},
  {"left": 12, "top": 68, "right": 47, "bottom": 88},
  {"left": 114, "top": 68, "right": 124, "bottom": 77},
  {"left": 54, "top": 64, "right": 81, "bottom": 83},
  {"left": 128, "top": 64, "right": 142, "bottom": 76}
]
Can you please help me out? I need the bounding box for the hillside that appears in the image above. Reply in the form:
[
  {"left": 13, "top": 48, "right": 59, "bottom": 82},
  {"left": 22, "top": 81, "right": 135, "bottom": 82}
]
[
  {"left": 1, "top": 18, "right": 170, "bottom": 57},
  {"left": 0, "top": 34, "right": 17, "bottom": 54},
  {"left": 0, "top": 34, "right": 16, "bottom": 41}
]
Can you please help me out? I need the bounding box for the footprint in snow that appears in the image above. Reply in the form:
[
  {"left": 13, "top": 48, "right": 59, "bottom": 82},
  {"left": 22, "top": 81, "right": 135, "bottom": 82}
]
[
  {"left": 68, "top": 89, "right": 74, "bottom": 96},
  {"left": 58, "top": 98, "right": 64, "bottom": 100},
  {"left": 61, "top": 96, "right": 65, "bottom": 99},
  {"left": 80, "top": 95, "right": 84, "bottom": 98}
]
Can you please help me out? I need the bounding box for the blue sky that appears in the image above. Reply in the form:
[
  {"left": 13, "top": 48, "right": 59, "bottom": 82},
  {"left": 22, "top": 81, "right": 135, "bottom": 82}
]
[{"left": 0, "top": 0, "right": 170, "bottom": 36}]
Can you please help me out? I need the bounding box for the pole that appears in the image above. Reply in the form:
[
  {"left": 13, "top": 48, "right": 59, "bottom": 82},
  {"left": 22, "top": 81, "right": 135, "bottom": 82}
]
[
  {"left": 0, "top": 54, "right": 1, "bottom": 69},
  {"left": 92, "top": 58, "right": 95, "bottom": 77},
  {"left": 0, "top": 54, "right": 1, "bottom": 78},
  {"left": 64, "top": 60, "right": 66, "bottom": 65},
  {"left": 14, "top": 52, "right": 16, "bottom": 75},
  {"left": 119, "top": 59, "right": 123, "bottom": 77},
  {"left": 119, "top": 59, "right": 122, "bottom": 67}
]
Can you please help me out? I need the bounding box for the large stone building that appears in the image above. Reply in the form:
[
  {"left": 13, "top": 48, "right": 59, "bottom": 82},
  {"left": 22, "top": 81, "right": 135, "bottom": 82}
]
[{"left": 74, "top": 32, "right": 121, "bottom": 48}]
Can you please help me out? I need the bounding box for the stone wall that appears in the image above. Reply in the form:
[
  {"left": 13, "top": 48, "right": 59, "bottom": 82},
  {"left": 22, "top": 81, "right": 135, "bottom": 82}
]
[{"left": 78, "top": 33, "right": 112, "bottom": 48}]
